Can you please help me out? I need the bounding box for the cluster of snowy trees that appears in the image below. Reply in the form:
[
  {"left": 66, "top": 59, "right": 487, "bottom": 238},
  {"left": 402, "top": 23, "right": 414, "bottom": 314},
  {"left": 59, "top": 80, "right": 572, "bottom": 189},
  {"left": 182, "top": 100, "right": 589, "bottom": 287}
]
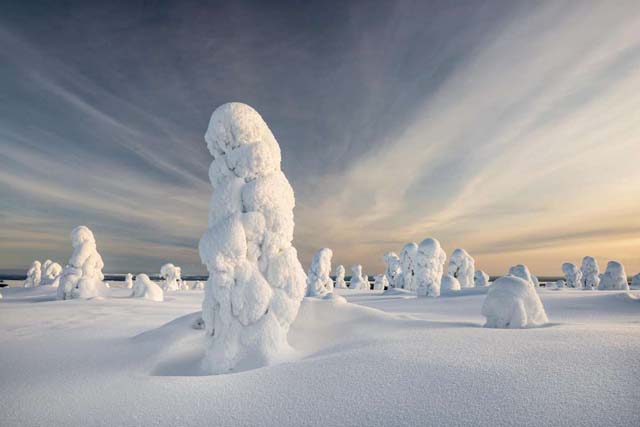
[
  {"left": 23, "top": 259, "right": 63, "bottom": 288},
  {"left": 560, "top": 256, "right": 630, "bottom": 291}
]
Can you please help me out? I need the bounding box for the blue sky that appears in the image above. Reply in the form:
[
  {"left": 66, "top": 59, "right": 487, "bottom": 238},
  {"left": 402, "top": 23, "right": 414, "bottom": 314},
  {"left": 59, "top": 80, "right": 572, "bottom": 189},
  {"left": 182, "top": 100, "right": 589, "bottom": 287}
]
[{"left": 1, "top": 0, "right": 639, "bottom": 276}]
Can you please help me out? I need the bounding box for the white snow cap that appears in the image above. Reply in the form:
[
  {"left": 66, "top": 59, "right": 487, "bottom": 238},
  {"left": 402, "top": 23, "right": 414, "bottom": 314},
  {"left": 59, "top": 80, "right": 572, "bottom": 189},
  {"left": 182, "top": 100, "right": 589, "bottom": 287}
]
[
  {"left": 124, "top": 273, "right": 134, "bottom": 289},
  {"left": 561, "top": 263, "right": 582, "bottom": 288},
  {"left": 334, "top": 265, "right": 347, "bottom": 289},
  {"left": 348, "top": 264, "right": 368, "bottom": 290},
  {"left": 160, "top": 263, "right": 183, "bottom": 291},
  {"left": 580, "top": 256, "right": 600, "bottom": 290},
  {"left": 57, "top": 226, "right": 106, "bottom": 300},
  {"left": 507, "top": 264, "right": 537, "bottom": 287},
  {"left": 306, "top": 248, "right": 334, "bottom": 297},
  {"left": 399, "top": 243, "right": 418, "bottom": 290},
  {"left": 383, "top": 252, "right": 402, "bottom": 288},
  {"left": 631, "top": 273, "right": 640, "bottom": 289},
  {"left": 447, "top": 248, "right": 475, "bottom": 288},
  {"left": 598, "top": 261, "right": 629, "bottom": 290},
  {"left": 24, "top": 260, "right": 42, "bottom": 288},
  {"left": 441, "top": 274, "right": 461, "bottom": 294},
  {"left": 474, "top": 270, "right": 490, "bottom": 287},
  {"left": 131, "top": 274, "right": 164, "bottom": 302},
  {"left": 415, "top": 238, "right": 447, "bottom": 297},
  {"left": 199, "top": 102, "right": 306, "bottom": 374},
  {"left": 373, "top": 274, "right": 389, "bottom": 290},
  {"left": 482, "top": 276, "right": 549, "bottom": 328}
]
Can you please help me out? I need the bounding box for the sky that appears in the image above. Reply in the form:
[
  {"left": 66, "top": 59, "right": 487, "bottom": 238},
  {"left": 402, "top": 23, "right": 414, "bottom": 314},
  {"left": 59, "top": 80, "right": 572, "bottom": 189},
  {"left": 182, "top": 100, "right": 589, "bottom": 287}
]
[{"left": 1, "top": 0, "right": 639, "bottom": 276}]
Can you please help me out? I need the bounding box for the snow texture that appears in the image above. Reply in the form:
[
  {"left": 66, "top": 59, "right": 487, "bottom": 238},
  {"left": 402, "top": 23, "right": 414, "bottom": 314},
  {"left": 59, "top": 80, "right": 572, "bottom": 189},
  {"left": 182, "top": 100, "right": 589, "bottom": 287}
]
[
  {"left": 474, "top": 270, "right": 490, "bottom": 287},
  {"left": 334, "top": 265, "right": 347, "bottom": 289},
  {"left": 306, "top": 248, "right": 333, "bottom": 297},
  {"left": 160, "top": 263, "right": 183, "bottom": 292},
  {"left": 507, "top": 264, "right": 536, "bottom": 287},
  {"left": 580, "top": 256, "right": 600, "bottom": 290},
  {"left": 415, "top": 238, "right": 447, "bottom": 297},
  {"left": 441, "top": 274, "right": 461, "bottom": 293},
  {"left": 24, "top": 260, "right": 42, "bottom": 288},
  {"left": 598, "top": 261, "right": 629, "bottom": 291},
  {"left": 482, "top": 276, "right": 548, "bottom": 328},
  {"left": 562, "top": 263, "right": 582, "bottom": 289},
  {"left": 383, "top": 252, "right": 402, "bottom": 288},
  {"left": 348, "top": 264, "right": 368, "bottom": 290},
  {"left": 56, "top": 226, "right": 106, "bottom": 300},
  {"left": 447, "top": 248, "right": 475, "bottom": 288},
  {"left": 124, "top": 273, "right": 134, "bottom": 289},
  {"left": 399, "top": 242, "right": 418, "bottom": 290},
  {"left": 198, "top": 102, "right": 306, "bottom": 374},
  {"left": 373, "top": 274, "right": 388, "bottom": 291},
  {"left": 131, "top": 274, "right": 164, "bottom": 302}
]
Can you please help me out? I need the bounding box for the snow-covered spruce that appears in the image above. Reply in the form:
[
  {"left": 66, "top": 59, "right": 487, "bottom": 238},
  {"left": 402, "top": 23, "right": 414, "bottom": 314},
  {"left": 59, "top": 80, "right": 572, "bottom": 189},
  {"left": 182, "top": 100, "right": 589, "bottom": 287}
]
[
  {"left": 474, "top": 270, "right": 490, "bottom": 287},
  {"left": 373, "top": 274, "right": 388, "bottom": 291},
  {"left": 24, "top": 260, "right": 42, "bottom": 288},
  {"left": 160, "top": 263, "right": 183, "bottom": 291},
  {"left": 348, "top": 264, "right": 368, "bottom": 290},
  {"left": 192, "top": 280, "right": 205, "bottom": 290},
  {"left": 415, "top": 238, "right": 447, "bottom": 297},
  {"left": 399, "top": 243, "right": 418, "bottom": 290},
  {"left": 334, "top": 265, "right": 347, "bottom": 289},
  {"left": 306, "top": 248, "right": 333, "bottom": 297},
  {"left": 580, "top": 256, "right": 600, "bottom": 290},
  {"left": 507, "top": 264, "right": 537, "bottom": 287},
  {"left": 554, "top": 279, "right": 566, "bottom": 290},
  {"left": 198, "top": 102, "right": 306, "bottom": 374},
  {"left": 482, "top": 276, "right": 548, "bottom": 328},
  {"left": 131, "top": 274, "right": 164, "bottom": 302},
  {"left": 447, "top": 248, "right": 475, "bottom": 288},
  {"left": 383, "top": 252, "right": 402, "bottom": 288},
  {"left": 124, "top": 273, "right": 134, "bottom": 289},
  {"left": 598, "top": 261, "right": 629, "bottom": 291},
  {"left": 441, "top": 274, "right": 461, "bottom": 294},
  {"left": 57, "top": 226, "right": 106, "bottom": 300},
  {"left": 632, "top": 273, "right": 640, "bottom": 289},
  {"left": 561, "top": 263, "right": 582, "bottom": 288},
  {"left": 41, "top": 260, "right": 62, "bottom": 286}
]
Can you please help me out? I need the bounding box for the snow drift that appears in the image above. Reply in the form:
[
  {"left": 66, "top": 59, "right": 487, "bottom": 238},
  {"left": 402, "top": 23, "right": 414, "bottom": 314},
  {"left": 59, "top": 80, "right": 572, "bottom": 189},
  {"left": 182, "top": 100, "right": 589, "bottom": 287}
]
[
  {"left": 482, "top": 276, "right": 548, "bottom": 328},
  {"left": 306, "top": 248, "right": 333, "bottom": 297},
  {"left": 415, "top": 238, "right": 446, "bottom": 297},
  {"left": 131, "top": 274, "right": 164, "bottom": 302},
  {"left": 447, "top": 248, "right": 475, "bottom": 288},
  {"left": 57, "top": 226, "right": 106, "bottom": 300}
]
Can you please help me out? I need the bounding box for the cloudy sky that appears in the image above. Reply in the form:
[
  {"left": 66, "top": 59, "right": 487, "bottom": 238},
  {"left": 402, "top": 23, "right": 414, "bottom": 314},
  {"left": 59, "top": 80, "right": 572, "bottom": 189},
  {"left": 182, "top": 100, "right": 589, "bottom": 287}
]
[{"left": 1, "top": 0, "right": 639, "bottom": 276}]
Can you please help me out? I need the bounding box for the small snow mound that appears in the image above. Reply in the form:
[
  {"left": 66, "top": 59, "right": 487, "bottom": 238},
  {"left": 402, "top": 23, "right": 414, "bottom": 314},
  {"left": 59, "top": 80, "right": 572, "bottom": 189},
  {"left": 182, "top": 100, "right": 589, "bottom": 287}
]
[
  {"left": 321, "top": 292, "right": 347, "bottom": 304},
  {"left": 482, "top": 276, "right": 548, "bottom": 328},
  {"left": 598, "top": 261, "right": 629, "bottom": 291},
  {"left": 131, "top": 274, "right": 164, "bottom": 302}
]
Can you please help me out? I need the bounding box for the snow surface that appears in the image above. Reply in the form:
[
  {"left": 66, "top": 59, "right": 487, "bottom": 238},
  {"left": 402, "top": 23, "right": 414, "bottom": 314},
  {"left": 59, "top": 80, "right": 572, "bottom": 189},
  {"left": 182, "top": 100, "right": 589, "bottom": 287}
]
[
  {"left": 334, "top": 264, "right": 347, "bottom": 289},
  {"left": 482, "top": 276, "right": 548, "bottom": 328},
  {"left": 57, "top": 226, "right": 106, "bottom": 300},
  {"left": 1, "top": 285, "right": 639, "bottom": 426},
  {"left": 306, "top": 248, "right": 333, "bottom": 297},
  {"left": 447, "top": 248, "right": 475, "bottom": 288},
  {"left": 598, "top": 261, "right": 630, "bottom": 291},
  {"left": 415, "top": 238, "right": 446, "bottom": 297}
]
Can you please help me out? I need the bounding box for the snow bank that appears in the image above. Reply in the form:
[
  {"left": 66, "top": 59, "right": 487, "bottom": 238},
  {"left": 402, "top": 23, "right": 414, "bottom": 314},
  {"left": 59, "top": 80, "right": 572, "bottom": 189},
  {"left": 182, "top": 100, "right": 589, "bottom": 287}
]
[
  {"left": 57, "top": 226, "right": 106, "bottom": 300},
  {"left": 415, "top": 238, "right": 446, "bottom": 297},
  {"left": 306, "top": 248, "right": 333, "bottom": 297},
  {"left": 580, "top": 256, "right": 600, "bottom": 290},
  {"left": 561, "top": 263, "right": 582, "bottom": 288},
  {"left": 447, "top": 248, "right": 475, "bottom": 288},
  {"left": 131, "top": 274, "right": 164, "bottom": 302},
  {"left": 507, "top": 264, "right": 536, "bottom": 287},
  {"left": 383, "top": 252, "right": 402, "bottom": 288},
  {"left": 160, "top": 263, "right": 183, "bottom": 291},
  {"left": 399, "top": 243, "right": 418, "bottom": 290},
  {"left": 482, "top": 276, "right": 548, "bottom": 328},
  {"left": 348, "top": 264, "right": 368, "bottom": 290},
  {"left": 631, "top": 273, "right": 640, "bottom": 289},
  {"left": 24, "top": 260, "right": 42, "bottom": 288},
  {"left": 124, "top": 273, "right": 134, "bottom": 289},
  {"left": 441, "top": 274, "right": 461, "bottom": 293},
  {"left": 474, "top": 270, "right": 490, "bottom": 287},
  {"left": 598, "top": 261, "right": 629, "bottom": 291},
  {"left": 334, "top": 265, "right": 347, "bottom": 289},
  {"left": 373, "top": 274, "right": 388, "bottom": 290},
  {"left": 198, "top": 102, "right": 306, "bottom": 374}
]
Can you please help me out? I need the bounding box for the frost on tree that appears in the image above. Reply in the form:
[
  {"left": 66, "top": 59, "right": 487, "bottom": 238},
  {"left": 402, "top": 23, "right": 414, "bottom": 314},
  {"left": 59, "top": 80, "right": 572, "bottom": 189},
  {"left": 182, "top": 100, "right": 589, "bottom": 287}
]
[
  {"left": 124, "top": 273, "right": 134, "bottom": 289},
  {"left": 399, "top": 243, "right": 418, "bottom": 290},
  {"left": 24, "top": 260, "right": 42, "bottom": 288},
  {"left": 198, "top": 102, "right": 306, "bottom": 374},
  {"left": 561, "top": 263, "right": 582, "bottom": 288},
  {"left": 441, "top": 274, "right": 461, "bottom": 294},
  {"left": 383, "top": 252, "right": 402, "bottom": 288},
  {"left": 306, "top": 248, "right": 334, "bottom": 297},
  {"left": 42, "top": 260, "right": 62, "bottom": 287},
  {"left": 57, "top": 226, "right": 106, "bottom": 300},
  {"left": 631, "top": 273, "right": 640, "bottom": 289},
  {"left": 160, "top": 263, "right": 183, "bottom": 291},
  {"left": 415, "top": 238, "right": 446, "bottom": 297},
  {"left": 373, "top": 274, "right": 388, "bottom": 290},
  {"left": 482, "top": 276, "right": 548, "bottom": 328},
  {"left": 580, "top": 256, "right": 600, "bottom": 290},
  {"left": 507, "top": 264, "right": 537, "bottom": 287},
  {"left": 474, "top": 270, "right": 490, "bottom": 287},
  {"left": 598, "top": 261, "right": 629, "bottom": 291},
  {"left": 348, "top": 264, "right": 368, "bottom": 290},
  {"left": 131, "top": 274, "right": 164, "bottom": 302},
  {"left": 334, "top": 265, "right": 347, "bottom": 289},
  {"left": 447, "top": 248, "right": 475, "bottom": 288}
]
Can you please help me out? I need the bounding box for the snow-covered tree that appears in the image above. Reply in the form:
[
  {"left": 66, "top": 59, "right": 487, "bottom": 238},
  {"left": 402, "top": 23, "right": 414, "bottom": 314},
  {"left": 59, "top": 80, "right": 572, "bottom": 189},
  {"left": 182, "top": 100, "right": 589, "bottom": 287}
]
[
  {"left": 349, "top": 264, "right": 368, "bottom": 290},
  {"left": 306, "top": 248, "right": 334, "bottom": 297},
  {"left": 598, "top": 261, "right": 629, "bottom": 290},
  {"left": 631, "top": 273, "right": 640, "bottom": 289},
  {"left": 124, "top": 273, "right": 134, "bottom": 289},
  {"left": 415, "top": 238, "right": 447, "bottom": 297},
  {"left": 198, "top": 103, "right": 306, "bottom": 374},
  {"left": 373, "top": 274, "right": 388, "bottom": 290},
  {"left": 160, "top": 263, "right": 183, "bottom": 291},
  {"left": 24, "top": 260, "right": 42, "bottom": 288},
  {"left": 482, "top": 276, "right": 548, "bottom": 328},
  {"left": 561, "top": 263, "right": 582, "bottom": 288},
  {"left": 474, "top": 270, "right": 490, "bottom": 287},
  {"left": 447, "top": 248, "right": 475, "bottom": 288},
  {"left": 580, "top": 256, "right": 600, "bottom": 290},
  {"left": 441, "top": 274, "right": 461, "bottom": 294},
  {"left": 334, "top": 265, "right": 347, "bottom": 289},
  {"left": 554, "top": 279, "right": 566, "bottom": 289},
  {"left": 383, "top": 252, "right": 402, "bottom": 288},
  {"left": 399, "top": 243, "right": 418, "bottom": 290},
  {"left": 507, "top": 264, "right": 537, "bottom": 287},
  {"left": 57, "top": 226, "right": 106, "bottom": 300},
  {"left": 41, "top": 260, "right": 62, "bottom": 287},
  {"left": 131, "top": 274, "right": 164, "bottom": 302},
  {"left": 192, "top": 280, "right": 205, "bottom": 290}
]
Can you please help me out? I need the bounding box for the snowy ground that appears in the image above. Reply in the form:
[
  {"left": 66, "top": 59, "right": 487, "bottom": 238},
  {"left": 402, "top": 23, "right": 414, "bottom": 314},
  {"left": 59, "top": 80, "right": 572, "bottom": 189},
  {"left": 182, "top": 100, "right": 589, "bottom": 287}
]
[{"left": 1, "top": 283, "right": 639, "bottom": 426}]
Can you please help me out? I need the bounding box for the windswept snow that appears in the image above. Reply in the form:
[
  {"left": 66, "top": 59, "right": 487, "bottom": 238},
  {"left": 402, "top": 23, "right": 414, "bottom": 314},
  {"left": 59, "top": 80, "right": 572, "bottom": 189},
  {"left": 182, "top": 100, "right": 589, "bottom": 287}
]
[
  {"left": 580, "top": 256, "right": 600, "bottom": 290},
  {"left": 415, "top": 238, "right": 446, "bottom": 297},
  {"left": 57, "top": 226, "right": 106, "bottom": 300},
  {"left": 562, "top": 263, "right": 582, "bottom": 288},
  {"left": 24, "top": 260, "right": 42, "bottom": 288},
  {"left": 348, "top": 264, "right": 368, "bottom": 290},
  {"left": 334, "top": 265, "right": 347, "bottom": 289},
  {"left": 599, "top": 261, "right": 629, "bottom": 291},
  {"left": 306, "top": 248, "right": 333, "bottom": 297},
  {"left": 447, "top": 249, "right": 475, "bottom": 288},
  {"left": 482, "top": 276, "right": 548, "bottom": 328},
  {"left": 131, "top": 274, "right": 164, "bottom": 302}
]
